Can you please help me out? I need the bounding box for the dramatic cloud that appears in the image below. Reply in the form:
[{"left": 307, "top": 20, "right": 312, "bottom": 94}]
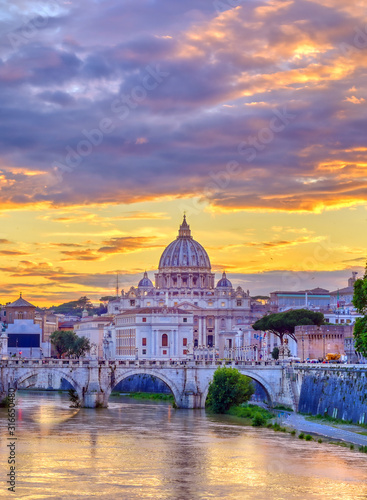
[
  {"left": 0, "top": 0, "right": 365, "bottom": 304},
  {"left": 0, "top": 0, "right": 366, "bottom": 214}
]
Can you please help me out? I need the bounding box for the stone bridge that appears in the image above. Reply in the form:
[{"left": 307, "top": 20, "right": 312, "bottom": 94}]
[{"left": 0, "top": 358, "right": 301, "bottom": 409}]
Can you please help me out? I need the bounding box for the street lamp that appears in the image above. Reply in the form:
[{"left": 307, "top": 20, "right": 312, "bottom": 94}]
[{"left": 301, "top": 334, "right": 304, "bottom": 362}]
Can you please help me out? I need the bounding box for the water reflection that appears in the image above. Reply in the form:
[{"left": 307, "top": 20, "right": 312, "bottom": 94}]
[{"left": 0, "top": 391, "right": 367, "bottom": 499}]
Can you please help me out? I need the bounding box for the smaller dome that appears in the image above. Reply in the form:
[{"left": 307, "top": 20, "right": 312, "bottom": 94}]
[
  {"left": 216, "top": 271, "right": 232, "bottom": 288},
  {"left": 138, "top": 271, "right": 153, "bottom": 289}
]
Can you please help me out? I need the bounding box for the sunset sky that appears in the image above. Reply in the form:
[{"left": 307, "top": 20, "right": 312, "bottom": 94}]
[{"left": 0, "top": 0, "right": 366, "bottom": 306}]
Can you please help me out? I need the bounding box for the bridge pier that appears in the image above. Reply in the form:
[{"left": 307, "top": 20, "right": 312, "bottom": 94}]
[
  {"left": 82, "top": 360, "right": 107, "bottom": 408},
  {"left": 82, "top": 389, "right": 106, "bottom": 408},
  {"left": 0, "top": 390, "right": 7, "bottom": 404},
  {"left": 178, "top": 390, "right": 204, "bottom": 409},
  {"left": 177, "top": 365, "right": 205, "bottom": 408}
]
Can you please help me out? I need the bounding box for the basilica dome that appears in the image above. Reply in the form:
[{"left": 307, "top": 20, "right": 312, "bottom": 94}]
[
  {"left": 138, "top": 271, "right": 153, "bottom": 289},
  {"left": 216, "top": 271, "right": 232, "bottom": 288},
  {"left": 158, "top": 216, "right": 211, "bottom": 271}
]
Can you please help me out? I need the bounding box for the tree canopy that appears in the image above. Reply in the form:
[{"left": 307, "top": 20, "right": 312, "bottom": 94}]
[
  {"left": 50, "top": 330, "right": 91, "bottom": 358},
  {"left": 206, "top": 367, "right": 255, "bottom": 413},
  {"left": 252, "top": 309, "right": 324, "bottom": 344},
  {"left": 50, "top": 296, "right": 107, "bottom": 317},
  {"left": 352, "top": 267, "right": 367, "bottom": 357}
]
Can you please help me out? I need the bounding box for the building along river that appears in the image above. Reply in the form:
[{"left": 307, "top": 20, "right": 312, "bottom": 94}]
[{"left": 1, "top": 391, "right": 367, "bottom": 499}]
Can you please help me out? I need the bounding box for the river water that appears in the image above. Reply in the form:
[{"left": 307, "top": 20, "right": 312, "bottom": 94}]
[{"left": 1, "top": 391, "right": 367, "bottom": 500}]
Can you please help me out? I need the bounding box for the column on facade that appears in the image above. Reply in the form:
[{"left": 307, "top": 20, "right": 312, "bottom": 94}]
[
  {"left": 154, "top": 329, "right": 158, "bottom": 356},
  {"left": 214, "top": 316, "right": 220, "bottom": 348},
  {"left": 198, "top": 316, "right": 204, "bottom": 346}
]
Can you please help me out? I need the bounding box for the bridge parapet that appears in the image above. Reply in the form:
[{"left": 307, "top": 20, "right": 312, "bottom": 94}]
[{"left": 0, "top": 358, "right": 280, "bottom": 369}]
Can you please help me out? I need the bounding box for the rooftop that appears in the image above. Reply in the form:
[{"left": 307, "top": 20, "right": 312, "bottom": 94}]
[
  {"left": 118, "top": 307, "right": 192, "bottom": 316},
  {"left": 7, "top": 293, "right": 36, "bottom": 308}
]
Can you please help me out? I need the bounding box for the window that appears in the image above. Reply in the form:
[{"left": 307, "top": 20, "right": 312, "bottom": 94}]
[
  {"left": 147, "top": 302, "right": 151, "bottom": 306},
  {"left": 130, "top": 300, "right": 135, "bottom": 306},
  {"left": 221, "top": 302, "right": 225, "bottom": 307},
  {"left": 237, "top": 300, "right": 242, "bottom": 306},
  {"left": 183, "top": 338, "right": 187, "bottom": 346},
  {"left": 162, "top": 334, "right": 168, "bottom": 347},
  {"left": 142, "top": 317, "right": 147, "bottom": 322},
  {"left": 142, "top": 349, "right": 146, "bottom": 355},
  {"left": 142, "top": 338, "right": 147, "bottom": 346},
  {"left": 183, "top": 350, "right": 188, "bottom": 355},
  {"left": 183, "top": 318, "right": 187, "bottom": 323},
  {"left": 163, "top": 350, "right": 167, "bottom": 355}
]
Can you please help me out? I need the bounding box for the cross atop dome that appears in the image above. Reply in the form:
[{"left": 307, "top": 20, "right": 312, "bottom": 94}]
[{"left": 178, "top": 214, "right": 192, "bottom": 238}]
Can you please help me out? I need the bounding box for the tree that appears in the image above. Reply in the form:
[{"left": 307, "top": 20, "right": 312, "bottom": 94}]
[
  {"left": 73, "top": 336, "right": 91, "bottom": 358},
  {"left": 252, "top": 309, "right": 324, "bottom": 345},
  {"left": 50, "top": 330, "right": 76, "bottom": 358},
  {"left": 271, "top": 347, "right": 279, "bottom": 360},
  {"left": 206, "top": 367, "right": 255, "bottom": 413},
  {"left": 100, "top": 296, "right": 117, "bottom": 302},
  {"left": 352, "top": 266, "right": 367, "bottom": 357},
  {"left": 50, "top": 296, "right": 93, "bottom": 317},
  {"left": 50, "top": 330, "right": 90, "bottom": 358}
]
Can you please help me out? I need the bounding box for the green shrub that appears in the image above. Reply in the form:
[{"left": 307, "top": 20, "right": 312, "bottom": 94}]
[
  {"left": 0, "top": 396, "right": 11, "bottom": 408},
  {"left": 290, "top": 430, "right": 296, "bottom": 436},
  {"left": 252, "top": 413, "right": 266, "bottom": 427},
  {"left": 305, "top": 434, "right": 312, "bottom": 441},
  {"left": 299, "top": 433, "right": 305, "bottom": 439},
  {"left": 318, "top": 439, "right": 323, "bottom": 443},
  {"left": 206, "top": 367, "right": 254, "bottom": 413}
]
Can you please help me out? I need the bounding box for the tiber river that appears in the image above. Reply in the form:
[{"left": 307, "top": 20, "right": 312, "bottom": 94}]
[{"left": 1, "top": 391, "right": 367, "bottom": 500}]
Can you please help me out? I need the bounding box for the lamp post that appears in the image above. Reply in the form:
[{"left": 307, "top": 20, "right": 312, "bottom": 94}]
[{"left": 301, "top": 334, "right": 304, "bottom": 362}]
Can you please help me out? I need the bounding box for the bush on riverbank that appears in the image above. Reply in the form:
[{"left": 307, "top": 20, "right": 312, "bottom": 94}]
[
  {"left": 0, "top": 396, "right": 11, "bottom": 408},
  {"left": 227, "top": 404, "right": 273, "bottom": 426},
  {"left": 206, "top": 367, "right": 254, "bottom": 413}
]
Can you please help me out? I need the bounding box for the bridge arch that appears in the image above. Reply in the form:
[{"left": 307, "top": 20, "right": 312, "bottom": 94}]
[
  {"left": 105, "top": 369, "right": 182, "bottom": 407},
  {"left": 201, "top": 370, "right": 274, "bottom": 408},
  {"left": 12, "top": 368, "right": 84, "bottom": 400}
]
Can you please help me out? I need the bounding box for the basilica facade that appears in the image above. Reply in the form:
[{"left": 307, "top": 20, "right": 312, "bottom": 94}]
[{"left": 107, "top": 216, "right": 253, "bottom": 352}]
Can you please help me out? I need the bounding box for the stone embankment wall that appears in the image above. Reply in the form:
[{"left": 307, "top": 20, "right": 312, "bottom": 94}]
[{"left": 297, "top": 366, "right": 367, "bottom": 424}]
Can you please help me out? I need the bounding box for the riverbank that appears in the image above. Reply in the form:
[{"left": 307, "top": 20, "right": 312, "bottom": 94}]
[
  {"left": 112, "top": 392, "right": 174, "bottom": 402},
  {"left": 277, "top": 412, "right": 367, "bottom": 447}
]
